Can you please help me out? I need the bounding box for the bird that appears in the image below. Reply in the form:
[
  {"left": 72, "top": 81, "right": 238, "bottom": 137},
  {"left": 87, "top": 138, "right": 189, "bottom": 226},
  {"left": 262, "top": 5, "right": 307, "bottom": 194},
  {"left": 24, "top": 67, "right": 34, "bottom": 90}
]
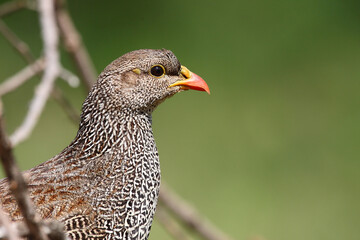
[{"left": 0, "top": 49, "right": 209, "bottom": 240}]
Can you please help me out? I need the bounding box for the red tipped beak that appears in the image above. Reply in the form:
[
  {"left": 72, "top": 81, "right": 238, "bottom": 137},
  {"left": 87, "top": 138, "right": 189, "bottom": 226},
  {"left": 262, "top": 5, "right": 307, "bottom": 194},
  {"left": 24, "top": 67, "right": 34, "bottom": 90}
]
[{"left": 168, "top": 66, "right": 210, "bottom": 94}]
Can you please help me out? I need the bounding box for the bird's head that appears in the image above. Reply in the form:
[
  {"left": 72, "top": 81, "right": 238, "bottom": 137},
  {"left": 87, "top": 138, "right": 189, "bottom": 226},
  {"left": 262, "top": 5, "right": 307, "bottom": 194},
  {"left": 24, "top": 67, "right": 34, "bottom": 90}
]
[{"left": 91, "top": 49, "right": 210, "bottom": 114}]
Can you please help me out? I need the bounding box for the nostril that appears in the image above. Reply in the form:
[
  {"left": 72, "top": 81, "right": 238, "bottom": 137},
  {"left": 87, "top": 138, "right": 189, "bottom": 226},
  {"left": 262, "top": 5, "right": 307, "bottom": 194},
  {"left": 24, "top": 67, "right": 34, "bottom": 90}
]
[{"left": 180, "top": 66, "right": 191, "bottom": 79}]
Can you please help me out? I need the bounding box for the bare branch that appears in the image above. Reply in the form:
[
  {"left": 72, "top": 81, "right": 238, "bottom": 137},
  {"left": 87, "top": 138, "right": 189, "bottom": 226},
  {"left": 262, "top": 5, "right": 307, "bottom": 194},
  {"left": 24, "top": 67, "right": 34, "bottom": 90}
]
[
  {"left": 159, "top": 183, "right": 233, "bottom": 240},
  {"left": 0, "top": 0, "right": 26, "bottom": 18},
  {"left": 59, "top": 67, "right": 80, "bottom": 88},
  {"left": 156, "top": 205, "right": 191, "bottom": 240},
  {"left": 55, "top": 0, "right": 97, "bottom": 91},
  {"left": 51, "top": 86, "right": 80, "bottom": 125},
  {"left": 0, "top": 58, "right": 44, "bottom": 97},
  {"left": 10, "top": 0, "right": 60, "bottom": 146},
  {"left": 0, "top": 19, "right": 34, "bottom": 63},
  {"left": 0, "top": 101, "right": 48, "bottom": 240}
]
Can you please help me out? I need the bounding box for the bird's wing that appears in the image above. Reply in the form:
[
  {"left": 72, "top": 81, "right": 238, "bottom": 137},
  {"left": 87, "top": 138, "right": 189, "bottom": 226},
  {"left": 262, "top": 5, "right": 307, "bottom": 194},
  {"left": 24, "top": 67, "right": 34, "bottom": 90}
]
[
  {"left": 0, "top": 177, "right": 20, "bottom": 220},
  {"left": 64, "top": 214, "right": 107, "bottom": 240},
  {"left": 0, "top": 152, "right": 92, "bottom": 219}
]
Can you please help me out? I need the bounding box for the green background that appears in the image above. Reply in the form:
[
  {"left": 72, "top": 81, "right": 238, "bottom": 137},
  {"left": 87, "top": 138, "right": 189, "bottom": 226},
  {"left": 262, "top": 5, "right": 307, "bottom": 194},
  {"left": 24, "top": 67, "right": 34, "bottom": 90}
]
[{"left": 1, "top": 0, "right": 360, "bottom": 239}]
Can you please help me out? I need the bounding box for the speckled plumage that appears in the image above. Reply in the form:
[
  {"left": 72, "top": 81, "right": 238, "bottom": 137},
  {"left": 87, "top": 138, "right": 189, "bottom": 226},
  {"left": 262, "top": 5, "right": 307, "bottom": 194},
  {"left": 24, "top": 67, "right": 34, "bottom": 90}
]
[{"left": 0, "top": 49, "right": 208, "bottom": 240}]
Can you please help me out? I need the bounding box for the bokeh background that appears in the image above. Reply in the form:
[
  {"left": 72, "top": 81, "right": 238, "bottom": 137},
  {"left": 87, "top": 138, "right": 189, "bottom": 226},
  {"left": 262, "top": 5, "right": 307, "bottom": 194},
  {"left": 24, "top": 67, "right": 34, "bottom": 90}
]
[{"left": 1, "top": 0, "right": 360, "bottom": 239}]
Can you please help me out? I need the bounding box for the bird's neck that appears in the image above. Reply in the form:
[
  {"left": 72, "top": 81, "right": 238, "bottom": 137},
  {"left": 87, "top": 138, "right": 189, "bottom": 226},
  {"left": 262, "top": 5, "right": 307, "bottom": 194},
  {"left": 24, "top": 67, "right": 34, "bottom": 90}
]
[
  {"left": 75, "top": 109, "right": 160, "bottom": 239},
  {"left": 68, "top": 109, "right": 155, "bottom": 162}
]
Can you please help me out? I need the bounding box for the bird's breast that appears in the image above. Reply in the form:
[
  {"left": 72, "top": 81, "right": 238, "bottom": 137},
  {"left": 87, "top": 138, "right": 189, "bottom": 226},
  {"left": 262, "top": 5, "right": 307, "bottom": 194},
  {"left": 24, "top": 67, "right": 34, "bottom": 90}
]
[{"left": 87, "top": 121, "right": 161, "bottom": 240}]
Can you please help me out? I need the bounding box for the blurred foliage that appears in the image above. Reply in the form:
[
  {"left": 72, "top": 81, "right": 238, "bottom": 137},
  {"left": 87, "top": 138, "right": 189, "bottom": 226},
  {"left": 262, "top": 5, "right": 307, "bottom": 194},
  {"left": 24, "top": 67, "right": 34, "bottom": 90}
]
[{"left": 0, "top": 0, "right": 360, "bottom": 239}]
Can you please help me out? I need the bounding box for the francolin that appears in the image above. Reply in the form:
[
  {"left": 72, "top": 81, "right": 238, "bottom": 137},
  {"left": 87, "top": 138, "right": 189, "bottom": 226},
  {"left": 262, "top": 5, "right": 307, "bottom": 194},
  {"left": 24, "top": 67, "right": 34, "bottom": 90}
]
[{"left": 0, "top": 49, "right": 209, "bottom": 240}]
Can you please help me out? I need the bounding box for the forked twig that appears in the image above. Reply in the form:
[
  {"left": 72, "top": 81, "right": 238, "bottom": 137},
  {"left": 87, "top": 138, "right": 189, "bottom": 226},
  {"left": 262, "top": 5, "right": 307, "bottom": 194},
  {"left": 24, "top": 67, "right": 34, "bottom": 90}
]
[
  {"left": 0, "top": 101, "right": 48, "bottom": 240},
  {"left": 10, "top": 0, "right": 60, "bottom": 146},
  {"left": 55, "top": 0, "right": 97, "bottom": 90},
  {"left": 0, "top": 103, "right": 66, "bottom": 240},
  {"left": 0, "top": 17, "right": 79, "bottom": 97},
  {"left": 0, "top": 58, "right": 44, "bottom": 97}
]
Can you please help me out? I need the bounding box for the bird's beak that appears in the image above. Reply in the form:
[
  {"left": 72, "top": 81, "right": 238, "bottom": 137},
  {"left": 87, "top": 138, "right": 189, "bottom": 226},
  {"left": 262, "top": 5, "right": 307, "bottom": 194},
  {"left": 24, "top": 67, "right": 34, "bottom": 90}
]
[{"left": 168, "top": 66, "right": 210, "bottom": 94}]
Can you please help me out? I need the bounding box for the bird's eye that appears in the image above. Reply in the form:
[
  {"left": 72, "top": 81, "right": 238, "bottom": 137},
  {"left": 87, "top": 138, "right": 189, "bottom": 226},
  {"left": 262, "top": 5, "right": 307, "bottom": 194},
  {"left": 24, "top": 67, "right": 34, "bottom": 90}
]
[{"left": 150, "top": 65, "right": 165, "bottom": 78}]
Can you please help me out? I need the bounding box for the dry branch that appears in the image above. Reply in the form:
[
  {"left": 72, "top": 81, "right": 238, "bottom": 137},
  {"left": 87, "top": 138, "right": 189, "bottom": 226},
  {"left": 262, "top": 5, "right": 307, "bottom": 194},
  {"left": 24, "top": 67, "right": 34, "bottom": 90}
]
[
  {"left": 0, "top": 58, "right": 44, "bottom": 97},
  {"left": 55, "top": 0, "right": 97, "bottom": 90},
  {"left": 10, "top": 0, "right": 60, "bottom": 146},
  {"left": 52, "top": 86, "right": 80, "bottom": 124},
  {"left": 0, "top": 0, "right": 26, "bottom": 18},
  {"left": 160, "top": 183, "right": 233, "bottom": 240},
  {"left": 0, "top": 101, "right": 48, "bottom": 240},
  {"left": 59, "top": 67, "right": 80, "bottom": 88},
  {"left": 0, "top": 19, "right": 34, "bottom": 63},
  {"left": 156, "top": 205, "right": 191, "bottom": 240}
]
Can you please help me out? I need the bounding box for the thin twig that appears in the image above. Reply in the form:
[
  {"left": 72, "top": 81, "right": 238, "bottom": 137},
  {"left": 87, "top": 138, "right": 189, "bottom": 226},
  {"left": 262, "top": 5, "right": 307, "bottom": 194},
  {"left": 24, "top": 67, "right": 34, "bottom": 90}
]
[
  {"left": 0, "top": 19, "right": 34, "bottom": 63},
  {"left": 0, "top": 0, "right": 26, "bottom": 18},
  {"left": 0, "top": 101, "right": 48, "bottom": 240},
  {"left": 0, "top": 19, "right": 80, "bottom": 93},
  {"left": 156, "top": 205, "right": 191, "bottom": 240},
  {"left": 59, "top": 67, "right": 80, "bottom": 88},
  {"left": 51, "top": 86, "right": 80, "bottom": 124},
  {"left": 159, "top": 183, "right": 233, "bottom": 240},
  {"left": 0, "top": 17, "right": 80, "bottom": 126},
  {"left": 55, "top": 0, "right": 97, "bottom": 91},
  {"left": 0, "top": 58, "right": 44, "bottom": 97},
  {"left": 0, "top": 59, "right": 79, "bottom": 103},
  {"left": 10, "top": 0, "right": 60, "bottom": 146}
]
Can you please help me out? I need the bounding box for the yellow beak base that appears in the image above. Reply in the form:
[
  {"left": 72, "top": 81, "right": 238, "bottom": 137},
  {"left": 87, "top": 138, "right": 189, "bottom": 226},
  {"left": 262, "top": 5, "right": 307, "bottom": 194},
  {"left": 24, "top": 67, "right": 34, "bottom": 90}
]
[{"left": 168, "top": 66, "right": 210, "bottom": 94}]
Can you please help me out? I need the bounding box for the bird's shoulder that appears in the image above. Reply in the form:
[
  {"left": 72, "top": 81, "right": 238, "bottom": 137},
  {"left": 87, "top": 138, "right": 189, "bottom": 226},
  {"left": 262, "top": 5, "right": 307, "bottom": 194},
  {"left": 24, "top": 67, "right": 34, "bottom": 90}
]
[{"left": 0, "top": 152, "right": 93, "bottom": 221}]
